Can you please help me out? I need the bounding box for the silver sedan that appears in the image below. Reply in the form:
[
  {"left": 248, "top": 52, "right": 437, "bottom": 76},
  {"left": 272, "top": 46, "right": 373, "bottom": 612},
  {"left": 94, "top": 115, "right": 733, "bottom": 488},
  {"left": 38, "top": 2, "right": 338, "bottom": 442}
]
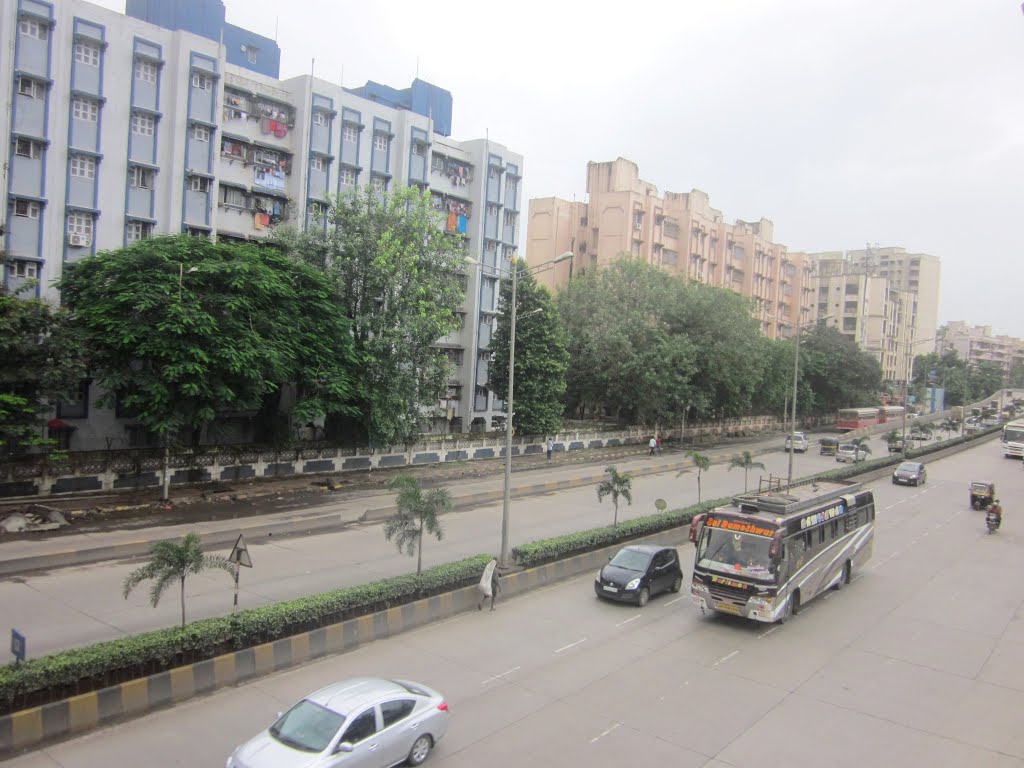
[{"left": 226, "top": 677, "right": 449, "bottom": 768}]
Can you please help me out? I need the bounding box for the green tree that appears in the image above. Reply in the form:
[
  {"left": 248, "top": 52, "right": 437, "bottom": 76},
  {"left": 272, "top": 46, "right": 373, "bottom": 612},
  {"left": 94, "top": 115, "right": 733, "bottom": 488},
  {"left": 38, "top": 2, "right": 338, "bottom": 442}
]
[
  {"left": 596, "top": 466, "right": 633, "bottom": 527},
  {"left": 383, "top": 475, "right": 451, "bottom": 575},
  {"left": 728, "top": 451, "right": 765, "bottom": 493},
  {"left": 0, "top": 270, "right": 87, "bottom": 457},
  {"left": 797, "top": 325, "right": 884, "bottom": 415},
  {"left": 488, "top": 260, "right": 569, "bottom": 436},
  {"left": 939, "top": 417, "right": 959, "bottom": 438},
  {"left": 59, "top": 235, "right": 358, "bottom": 480},
  {"left": 678, "top": 450, "right": 711, "bottom": 503},
  {"left": 276, "top": 186, "right": 466, "bottom": 446},
  {"left": 121, "top": 532, "right": 234, "bottom": 628}
]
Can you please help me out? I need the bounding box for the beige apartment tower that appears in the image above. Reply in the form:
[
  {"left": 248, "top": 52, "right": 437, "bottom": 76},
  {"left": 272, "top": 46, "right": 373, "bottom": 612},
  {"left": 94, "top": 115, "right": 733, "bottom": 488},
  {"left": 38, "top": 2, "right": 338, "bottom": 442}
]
[{"left": 527, "top": 159, "right": 815, "bottom": 340}]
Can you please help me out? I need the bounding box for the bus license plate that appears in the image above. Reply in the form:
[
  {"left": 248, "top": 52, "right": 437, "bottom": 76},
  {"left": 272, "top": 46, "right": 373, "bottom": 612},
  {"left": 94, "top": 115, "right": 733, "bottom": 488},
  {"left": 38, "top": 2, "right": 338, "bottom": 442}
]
[{"left": 716, "top": 602, "right": 741, "bottom": 615}]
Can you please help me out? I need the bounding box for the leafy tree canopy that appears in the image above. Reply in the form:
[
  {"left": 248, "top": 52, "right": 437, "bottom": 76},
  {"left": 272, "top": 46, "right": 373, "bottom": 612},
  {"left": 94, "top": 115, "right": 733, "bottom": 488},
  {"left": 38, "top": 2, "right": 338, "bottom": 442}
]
[
  {"left": 794, "top": 324, "right": 884, "bottom": 415},
  {"left": 58, "top": 235, "right": 358, "bottom": 444},
  {"left": 275, "top": 186, "right": 466, "bottom": 446},
  {"left": 489, "top": 261, "right": 569, "bottom": 436}
]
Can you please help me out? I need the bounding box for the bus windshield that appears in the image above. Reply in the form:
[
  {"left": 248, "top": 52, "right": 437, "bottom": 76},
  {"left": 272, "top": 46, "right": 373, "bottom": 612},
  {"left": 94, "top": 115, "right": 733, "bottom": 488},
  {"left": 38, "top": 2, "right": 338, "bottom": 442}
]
[
  {"left": 1003, "top": 426, "right": 1024, "bottom": 443},
  {"left": 697, "top": 527, "right": 775, "bottom": 582}
]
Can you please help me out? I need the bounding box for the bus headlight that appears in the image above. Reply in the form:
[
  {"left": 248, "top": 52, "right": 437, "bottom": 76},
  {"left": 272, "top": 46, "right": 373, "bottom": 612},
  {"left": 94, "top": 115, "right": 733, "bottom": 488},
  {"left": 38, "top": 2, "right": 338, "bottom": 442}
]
[{"left": 625, "top": 578, "right": 641, "bottom": 591}]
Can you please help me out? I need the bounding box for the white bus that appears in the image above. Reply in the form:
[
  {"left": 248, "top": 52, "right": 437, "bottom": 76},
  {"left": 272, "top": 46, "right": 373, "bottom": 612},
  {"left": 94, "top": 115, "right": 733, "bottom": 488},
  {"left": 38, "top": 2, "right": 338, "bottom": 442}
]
[
  {"left": 1001, "top": 420, "right": 1024, "bottom": 458},
  {"left": 689, "top": 479, "right": 875, "bottom": 623}
]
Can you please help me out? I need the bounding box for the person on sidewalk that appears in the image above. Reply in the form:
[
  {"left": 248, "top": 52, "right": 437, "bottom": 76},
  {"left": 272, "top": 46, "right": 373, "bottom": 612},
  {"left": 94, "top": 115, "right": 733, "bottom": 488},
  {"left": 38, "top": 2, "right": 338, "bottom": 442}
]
[
  {"left": 656, "top": 434, "right": 663, "bottom": 455},
  {"left": 478, "top": 558, "right": 501, "bottom": 611},
  {"left": 546, "top": 437, "right": 554, "bottom": 461},
  {"left": 649, "top": 436, "right": 657, "bottom": 456}
]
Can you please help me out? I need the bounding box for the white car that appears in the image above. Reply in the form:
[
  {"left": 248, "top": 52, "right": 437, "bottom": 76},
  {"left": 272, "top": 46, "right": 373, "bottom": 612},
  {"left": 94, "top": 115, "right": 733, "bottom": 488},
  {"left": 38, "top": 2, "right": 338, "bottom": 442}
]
[
  {"left": 835, "top": 443, "right": 868, "bottom": 463},
  {"left": 227, "top": 678, "right": 449, "bottom": 768},
  {"left": 784, "top": 432, "right": 809, "bottom": 453}
]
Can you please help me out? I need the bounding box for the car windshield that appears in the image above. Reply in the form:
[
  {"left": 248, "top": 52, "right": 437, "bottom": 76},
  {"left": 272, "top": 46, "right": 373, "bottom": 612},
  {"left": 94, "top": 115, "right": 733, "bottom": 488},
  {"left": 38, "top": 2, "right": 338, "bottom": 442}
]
[
  {"left": 971, "top": 483, "right": 991, "bottom": 492},
  {"left": 269, "top": 699, "right": 345, "bottom": 753},
  {"left": 608, "top": 548, "right": 652, "bottom": 572},
  {"left": 697, "top": 528, "right": 774, "bottom": 582},
  {"left": 839, "top": 444, "right": 855, "bottom": 452},
  {"left": 897, "top": 462, "right": 918, "bottom": 472}
]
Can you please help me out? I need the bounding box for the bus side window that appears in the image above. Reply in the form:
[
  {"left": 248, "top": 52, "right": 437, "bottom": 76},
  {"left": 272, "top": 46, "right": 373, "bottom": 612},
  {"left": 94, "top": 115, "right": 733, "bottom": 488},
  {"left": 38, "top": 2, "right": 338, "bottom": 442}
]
[
  {"left": 818, "top": 526, "right": 825, "bottom": 545},
  {"left": 831, "top": 520, "right": 839, "bottom": 539},
  {"left": 804, "top": 531, "right": 813, "bottom": 550}
]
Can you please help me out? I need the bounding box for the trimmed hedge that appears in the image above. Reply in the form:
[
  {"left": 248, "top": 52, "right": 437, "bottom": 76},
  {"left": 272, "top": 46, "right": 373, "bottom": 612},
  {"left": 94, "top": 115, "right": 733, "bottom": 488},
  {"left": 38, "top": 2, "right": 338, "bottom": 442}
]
[{"left": 0, "top": 554, "right": 491, "bottom": 714}]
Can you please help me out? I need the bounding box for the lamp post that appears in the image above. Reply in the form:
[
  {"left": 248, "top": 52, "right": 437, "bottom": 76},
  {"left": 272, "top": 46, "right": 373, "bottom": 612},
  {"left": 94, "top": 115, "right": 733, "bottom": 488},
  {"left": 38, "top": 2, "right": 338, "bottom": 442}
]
[{"left": 788, "top": 315, "right": 832, "bottom": 485}]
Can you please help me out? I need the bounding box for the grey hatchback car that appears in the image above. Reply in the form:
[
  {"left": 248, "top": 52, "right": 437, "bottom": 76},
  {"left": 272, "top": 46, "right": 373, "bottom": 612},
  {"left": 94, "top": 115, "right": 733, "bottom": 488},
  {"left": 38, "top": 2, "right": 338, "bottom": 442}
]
[
  {"left": 892, "top": 461, "right": 927, "bottom": 486},
  {"left": 226, "top": 678, "right": 449, "bottom": 768}
]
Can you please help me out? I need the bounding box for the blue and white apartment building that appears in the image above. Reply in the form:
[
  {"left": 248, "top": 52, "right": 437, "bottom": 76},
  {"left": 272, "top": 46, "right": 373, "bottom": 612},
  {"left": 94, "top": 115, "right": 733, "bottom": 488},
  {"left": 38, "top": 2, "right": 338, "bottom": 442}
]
[{"left": 1, "top": 0, "right": 524, "bottom": 449}]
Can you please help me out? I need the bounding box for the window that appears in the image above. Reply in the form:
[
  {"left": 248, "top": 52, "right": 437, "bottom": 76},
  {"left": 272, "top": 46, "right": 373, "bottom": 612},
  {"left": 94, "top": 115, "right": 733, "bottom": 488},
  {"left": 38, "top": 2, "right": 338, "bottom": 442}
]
[
  {"left": 373, "top": 133, "right": 388, "bottom": 152},
  {"left": 135, "top": 59, "right": 158, "bottom": 84},
  {"left": 631, "top": 240, "right": 641, "bottom": 257},
  {"left": 219, "top": 184, "right": 247, "bottom": 207},
  {"left": 191, "top": 124, "right": 210, "bottom": 142},
  {"left": 72, "top": 97, "right": 99, "bottom": 123},
  {"left": 340, "top": 710, "right": 377, "bottom": 745},
  {"left": 70, "top": 155, "right": 96, "bottom": 179},
  {"left": 489, "top": 167, "right": 500, "bottom": 179},
  {"left": 74, "top": 41, "right": 101, "bottom": 67},
  {"left": 343, "top": 125, "right": 358, "bottom": 143},
  {"left": 14, "top": 200, "right": 40, "bottom": 219},
  {"left": 17, "top": 77, "right": 44, "bottom": 99},
  {"left": 340, "top": 168, "right": 356, "bottom": 187},
  {"left": 190, "top": 176, "right": 210, "bottom": 193},
  {"left": 130, "top": 166, "right": 154, "bottom": 189},
  {"left": 371, "top": 176, "right": 386, "bottom": 193},
  {"left": 67, "top": 213, "right": 94, "bottom": 242},
  {"left": 132, "top": 113, "right": 155, "bottom": 136},
  {"left": 57, "top": 380, "right": 90, "bottom": 420},
  {"left": 8, "top": 260, "right": 38, "bottom": 279},
  {"left": 310, "top": 157, "right": 324, "bottom": 172},
  {"left": 487, "top": 204, "right": 499, "bottom": 217},
  {"left": 412, "top": 143, "right": 424, "bottom": 156},
  {"left": 191, "top": 72, "right": 212, "bottom": 90},
  {"left": 18, "top": 18, "right": 47, "bottom": 40},
  {"left": 126, "top": 220, "right": 152, "bottom": 243},
  {"left": 380, "top": 700, "right": 415, "bottom": 728},
  {"left": 503, "top": 211, "right": 516, "bottom": 227},
  {"left": 15, "top": 138, "right": 41, "bottom": 159},
  {"left": 246, "top": 47, "right": 258, "bottom": 64},
  {"left": 313, "top": 111, "right": 327, "bottom": 126}
]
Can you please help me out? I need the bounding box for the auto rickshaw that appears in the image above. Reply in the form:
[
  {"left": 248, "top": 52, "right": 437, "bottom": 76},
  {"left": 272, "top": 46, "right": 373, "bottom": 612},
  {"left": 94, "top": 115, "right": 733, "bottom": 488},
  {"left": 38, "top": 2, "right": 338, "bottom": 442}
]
[{"left": 970, "top": 482, "right": 995, "bottom": 510}]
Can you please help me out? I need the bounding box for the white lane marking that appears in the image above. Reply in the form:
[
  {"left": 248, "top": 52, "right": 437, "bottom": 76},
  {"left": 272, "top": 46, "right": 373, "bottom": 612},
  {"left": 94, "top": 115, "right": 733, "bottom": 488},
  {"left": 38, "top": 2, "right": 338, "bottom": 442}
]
[
  {"left": 883, "top": 505, "right": 894, "bottom": 511},
  {"left": 851, "top": 574, "right": 863, "bottom": 583},
  {"left": 616, "top": 615, "right": 641, "bottom": 628},
  {"left": 922, "top": 531, "right": 929, "bottom": 538},
  {"left": 481, "top": 666, "right": 520, "bottom": 685},
  {"left": 590, "top": 722, "right": 621, "bottom": 743},
  {"left": 713, "top": 650, "right": 739, "bottom": 667},
  {"left": 555, "top": 638, "right": 587, "bottom": 654},
  {"left": 950, "top": 591, "right": 960, "bottom": 602},
  {"left": 758, "top": 626, "right": 780, "bottom": 640},
  {"left": 664, "top": 597, "right": 685, "bottom": 606},
  {"left": 823, "top": 592, "right": 832, "bottom": 600}
]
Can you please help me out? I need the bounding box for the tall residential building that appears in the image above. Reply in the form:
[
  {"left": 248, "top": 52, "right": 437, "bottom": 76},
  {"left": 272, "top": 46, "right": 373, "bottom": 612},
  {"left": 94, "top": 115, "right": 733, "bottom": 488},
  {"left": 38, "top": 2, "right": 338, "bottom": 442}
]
[
  {"left": 806, "top": 247, "right": 941, "bottom": 384},
  {"left": 938, "top": 322, "right": 1024, "bottom": 375},
  {"left": 2, "top": 0, "right": 523, "bottom": 448},
  {"left": 526, "top": 158, "right": 815, "bottom": 339}
]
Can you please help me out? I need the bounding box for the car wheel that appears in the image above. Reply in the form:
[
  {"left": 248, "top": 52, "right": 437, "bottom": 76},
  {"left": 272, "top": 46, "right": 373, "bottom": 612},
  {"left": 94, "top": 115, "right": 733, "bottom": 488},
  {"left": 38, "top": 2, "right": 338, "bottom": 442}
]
[
  {"left": 835, "top": 561, "right": 851, "bottom": 589},
  {"left": 408, "top": 734, "right": 433, "bottom": 766},
  {"left": 637, "top": 587, "right": 650, "bottom": 607},
  {"left": 791, "top": 590, "right": 801, "bottom": 616},
  {"left": 670, "top": 574, "right": 683, "bottom": 593}
]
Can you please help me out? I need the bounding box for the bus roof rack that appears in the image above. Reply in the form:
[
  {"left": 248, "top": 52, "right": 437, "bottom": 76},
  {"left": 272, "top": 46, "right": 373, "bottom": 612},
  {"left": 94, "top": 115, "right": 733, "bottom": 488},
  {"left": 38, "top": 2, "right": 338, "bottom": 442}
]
[{"left": 731, "top": 478, "right": 862, "bottom": 515}]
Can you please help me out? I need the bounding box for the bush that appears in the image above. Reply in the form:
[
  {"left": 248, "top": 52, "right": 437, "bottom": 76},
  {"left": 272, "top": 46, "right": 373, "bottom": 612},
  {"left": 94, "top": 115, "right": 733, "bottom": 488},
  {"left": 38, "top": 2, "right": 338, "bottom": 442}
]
[
  {"left": 0, "top": 554, "right": 491, "bottom": 714},
  {"left": 512, "top": 499, "right": 725, "bottom": 568}
]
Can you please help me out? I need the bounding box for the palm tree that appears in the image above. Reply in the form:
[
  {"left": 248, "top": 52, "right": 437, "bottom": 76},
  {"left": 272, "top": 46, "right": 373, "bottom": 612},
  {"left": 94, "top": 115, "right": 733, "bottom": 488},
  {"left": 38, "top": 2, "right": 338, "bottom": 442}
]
[
  {"left": 852, "top": 436, "right": 873, "bottom": 460},
  {"left": 885, "top": 428, "right": 901, "bottom": 447},
  {"left": 384, "top": 475, "right": 451, "bottom": 575},
  {"left": 596, "top": 466, "right": 633, "bottom": 527},
  {"left": 677, "top": 450, "right": 711, "bottom": 503},
  {"left": 939, "top": 417, "right": 959, "bottom": 438},
  {"left": 122, "top": 532, "right": 234, "bottom": 628},
  {"left": 728, "top": 451, "right": 765, "bottom": 493}
]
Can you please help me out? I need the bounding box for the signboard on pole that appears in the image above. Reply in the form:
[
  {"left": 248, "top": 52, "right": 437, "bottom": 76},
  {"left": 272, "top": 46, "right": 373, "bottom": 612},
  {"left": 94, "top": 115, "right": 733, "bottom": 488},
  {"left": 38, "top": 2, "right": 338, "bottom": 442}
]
[
  {"left": 10, "top": 629, "right": 25, "bottom": 664},
  {"left": 229, "top": 534, "right": 252, "bottom": 568}
]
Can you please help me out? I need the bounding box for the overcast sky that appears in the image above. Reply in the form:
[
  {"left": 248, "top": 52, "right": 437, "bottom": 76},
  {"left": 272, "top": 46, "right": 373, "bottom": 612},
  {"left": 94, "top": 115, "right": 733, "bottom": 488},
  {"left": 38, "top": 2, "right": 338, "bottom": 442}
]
[{"left": 94, "top": 0, "right": 1024, "bottom": 338}]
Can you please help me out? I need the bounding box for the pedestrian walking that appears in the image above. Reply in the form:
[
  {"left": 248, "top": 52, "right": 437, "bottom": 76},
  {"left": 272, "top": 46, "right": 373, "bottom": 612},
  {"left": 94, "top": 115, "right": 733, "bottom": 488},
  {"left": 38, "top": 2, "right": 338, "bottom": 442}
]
[
  {"left": 477, "top": 558, "right": 501, "bottom": 611},
  {"left": 656, "top": 433, "right": 663, "bottom": 455},
  {"left": 649, "top": 436, "right": 657, "bottom": 456},
  {"left": 546, "top": 437, "right": 554, "bottom": 461}
]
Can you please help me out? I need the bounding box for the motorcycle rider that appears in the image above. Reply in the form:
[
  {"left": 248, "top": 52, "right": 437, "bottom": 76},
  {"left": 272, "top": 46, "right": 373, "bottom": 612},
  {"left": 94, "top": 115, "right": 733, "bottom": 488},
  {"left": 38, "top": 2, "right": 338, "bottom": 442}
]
[{"left": 989, "top": 499, "right": 1002, "bottom": 529}]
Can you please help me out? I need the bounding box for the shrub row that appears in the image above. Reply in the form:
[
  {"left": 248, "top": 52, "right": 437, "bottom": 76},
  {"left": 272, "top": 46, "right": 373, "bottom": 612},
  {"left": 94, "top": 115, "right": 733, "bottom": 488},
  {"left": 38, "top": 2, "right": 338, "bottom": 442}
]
[{"left": 0, "top": 554, "right": 491, "bottom": 714}]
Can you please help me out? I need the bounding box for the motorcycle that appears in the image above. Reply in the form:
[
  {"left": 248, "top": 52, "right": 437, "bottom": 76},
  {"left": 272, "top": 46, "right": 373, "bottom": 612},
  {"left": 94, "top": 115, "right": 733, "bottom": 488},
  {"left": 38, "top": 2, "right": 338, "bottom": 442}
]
[{"left": 986, "top": 510, "right": 1001, "bottom": 534}]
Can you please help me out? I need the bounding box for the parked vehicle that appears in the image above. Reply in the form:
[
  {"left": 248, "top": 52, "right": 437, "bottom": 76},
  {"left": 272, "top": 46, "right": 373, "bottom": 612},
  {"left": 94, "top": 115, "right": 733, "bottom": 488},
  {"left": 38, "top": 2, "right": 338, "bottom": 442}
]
[
  {"left": 226, "top": 678, "right": 449, "bottom": 768},
  {"left": 892, "top": 461, "right": 927, "bottom": 486},
  {"left": 595, "top": 545, "right": 683, "bottom": 607},
  {"left": 785, "top": 432, "right": 809, "bottom": 453},
  {"left": 970, "top": 482, "right": 995, "bottom": 510},
  {"left": 819, "top": 436, "right": 840, "bottom": 456},
  {"left": 887, "top": 437, "right": 905, "bottom": 454},
  {"left": 836, "top": 443, "right": 868, "bottom": 463}
]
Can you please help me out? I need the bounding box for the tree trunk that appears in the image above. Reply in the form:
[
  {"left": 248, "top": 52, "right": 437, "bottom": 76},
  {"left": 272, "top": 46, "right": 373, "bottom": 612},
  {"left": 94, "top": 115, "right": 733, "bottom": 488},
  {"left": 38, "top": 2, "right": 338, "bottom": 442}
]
[
  {"left": 697, "top": 474, "right": 702, "bottom": 504},
  {"left": 180, "top": 577, "right": 186, "bottom": 628},
  {"left": 613, "top": 500, "right": 619, "bottom": 527},
  {"left": 416, "top": 519, "right": 423, "bottom": 575}
]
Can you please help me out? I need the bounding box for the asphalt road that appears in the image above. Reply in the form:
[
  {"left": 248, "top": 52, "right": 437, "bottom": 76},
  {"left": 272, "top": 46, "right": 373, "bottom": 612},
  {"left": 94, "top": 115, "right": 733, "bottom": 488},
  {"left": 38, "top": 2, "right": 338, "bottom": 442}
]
[
  {"left": 3, "top": 437, "right": 1021, "bottom": 767},
  {"left": 0, "top": 433, "right": 904, "bottom": 662}
]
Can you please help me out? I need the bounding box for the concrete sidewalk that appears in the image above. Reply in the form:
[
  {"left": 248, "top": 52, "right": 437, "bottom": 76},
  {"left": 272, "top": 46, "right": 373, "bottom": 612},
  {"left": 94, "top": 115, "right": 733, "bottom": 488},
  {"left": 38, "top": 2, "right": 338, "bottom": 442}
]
[{"left": 0, "top": 444, "right": 757, "bottom": 576}]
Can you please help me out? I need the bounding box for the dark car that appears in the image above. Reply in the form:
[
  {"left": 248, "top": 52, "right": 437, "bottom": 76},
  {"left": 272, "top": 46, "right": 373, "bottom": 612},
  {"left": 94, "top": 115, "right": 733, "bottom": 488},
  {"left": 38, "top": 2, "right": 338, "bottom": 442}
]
[
  {"left": 892, "top": 461, "right": 927, "bottom": 486},
  {"left": 594, "top": 545, "right": 683, "bottom": 607}
]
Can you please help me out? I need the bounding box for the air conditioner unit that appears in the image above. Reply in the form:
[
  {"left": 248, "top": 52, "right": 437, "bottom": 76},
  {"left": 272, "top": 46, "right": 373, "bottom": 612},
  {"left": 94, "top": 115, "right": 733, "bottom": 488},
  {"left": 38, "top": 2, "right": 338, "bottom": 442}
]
[{"left": 68, "top": 234, "right": 90, "bottom": 247}]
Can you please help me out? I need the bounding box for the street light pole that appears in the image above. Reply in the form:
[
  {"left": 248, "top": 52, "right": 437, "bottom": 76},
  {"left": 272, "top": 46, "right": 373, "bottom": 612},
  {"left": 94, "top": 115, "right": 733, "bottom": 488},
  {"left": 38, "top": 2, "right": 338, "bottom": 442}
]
[{"left": 787, "top": 321, "right": 801, "bottom": 486}]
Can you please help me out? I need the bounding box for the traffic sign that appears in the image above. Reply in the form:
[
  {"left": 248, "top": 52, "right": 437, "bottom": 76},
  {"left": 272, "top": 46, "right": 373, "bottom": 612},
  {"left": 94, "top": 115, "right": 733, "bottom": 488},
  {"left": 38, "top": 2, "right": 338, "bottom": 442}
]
[
  {"left": 229, "top": 534, "right": 252, "bottom": 568},
  {"left": 655, "top": 498, "right": 668, "bottom": 511},
  {"left": 10, "top": 629, "right": 25, "bottom": 663}
]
